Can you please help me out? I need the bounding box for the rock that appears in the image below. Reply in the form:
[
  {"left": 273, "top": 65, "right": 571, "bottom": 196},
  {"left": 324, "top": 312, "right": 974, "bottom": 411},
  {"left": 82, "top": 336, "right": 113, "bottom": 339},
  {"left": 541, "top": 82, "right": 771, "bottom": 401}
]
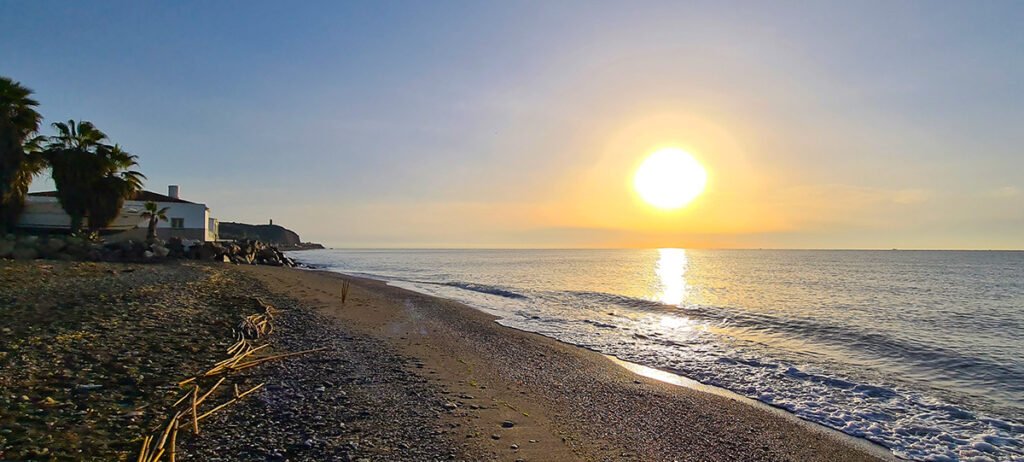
[
  {"left": 103, "top": 248, "right": 123, "bottom": 261},
  {"left": 44, "top": 237, "right": 67, "bottom": 252},
  {"left": 143, "top": 250, "right": 155, "bottom": 259},
  {"left": 11, "top": 246, "right": 38, "bottom": 260},
  {"left": 17, "top": 235, "right": 39, "bottom": 246},
  {"left": 501, "top": 420, "right": 515, "bottom": 428},
  {"left": 491, "top": 434, "right": 501, "bottom": 440},
  {"left": 258, "top": 248, "right": 278, "bottom": 259},
  {"left": 510, "top": 444, "right": 519, "bottom": 450},
  {"left": 190, "top": 243, "right": 218, "bottom": 260},
  {"left": 0, "top": 239, "right": 14, "bottom": 258},
  {"left": 152, "top": 245, "right": 170, "bottom": 258},
  {"left": 166, "top": 237, "right": 185, "bottom": 257}
]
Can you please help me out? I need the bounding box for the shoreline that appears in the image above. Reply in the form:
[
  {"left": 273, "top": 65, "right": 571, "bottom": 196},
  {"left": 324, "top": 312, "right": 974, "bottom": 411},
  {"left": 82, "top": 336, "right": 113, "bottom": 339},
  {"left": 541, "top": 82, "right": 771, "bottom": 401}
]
[
  {"left": 337, "top": 268, "right": 898, "bottom": 460},
  {"left": 0, "top": 260, "right": 895, "bottom": 460},
  {"left": 605, "top": 357, "right": 897, "bottom": 460},
  {"left": 243, "top": 265, "right": 892, "bottom": 461},
  {"left": 293, "top": 265, "right": 896, "bottom": 459}
]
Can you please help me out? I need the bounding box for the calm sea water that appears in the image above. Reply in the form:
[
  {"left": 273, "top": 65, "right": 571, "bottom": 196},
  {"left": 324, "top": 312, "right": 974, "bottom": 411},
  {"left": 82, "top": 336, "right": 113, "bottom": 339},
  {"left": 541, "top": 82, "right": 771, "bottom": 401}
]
[{"left": 290, "top": 249, "right": 1024, "bottom": 461}]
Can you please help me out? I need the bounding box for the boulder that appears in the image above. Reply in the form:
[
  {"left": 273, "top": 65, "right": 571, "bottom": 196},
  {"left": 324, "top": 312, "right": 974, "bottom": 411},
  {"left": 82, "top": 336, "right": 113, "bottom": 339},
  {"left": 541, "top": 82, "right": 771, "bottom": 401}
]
[
  {"left": 65, "top": 236, "right": 84, "bottom": 248},
  {"left": 17, "top": 235, "right": 39, "bottom": 246},
  {"left": 103, "top": 248, "right": 124, "bottom": 262},
  {"left": 11, "top": 246, "right": 38, "bottom": 261},
  {"left": 118, "top": 239, "right": 136, "bottom": 252},
  {"left": 189, "top": 242, "right": 218, "bottom": 260},
  {"left": 166, "top": 238, "right": 186, "bottom": 258},
  {"left": 152, "top": 245, "right": 170, "bottom": 258},
  {"left": 44, "top": 238, "right": 67, "bottom": 253},
  {"left": 0, "top": 239, "right": 14, "bottom": 258}
]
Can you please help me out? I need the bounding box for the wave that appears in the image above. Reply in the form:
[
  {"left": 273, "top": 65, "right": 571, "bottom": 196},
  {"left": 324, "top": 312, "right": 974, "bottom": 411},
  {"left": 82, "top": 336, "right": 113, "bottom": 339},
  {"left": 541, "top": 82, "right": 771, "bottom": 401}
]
[
  {"left": 440, "top": 281, "right": 529, "bottom": 300},
  {"left": 558, "top": 289, "right": 1024, "bottom": 396}
]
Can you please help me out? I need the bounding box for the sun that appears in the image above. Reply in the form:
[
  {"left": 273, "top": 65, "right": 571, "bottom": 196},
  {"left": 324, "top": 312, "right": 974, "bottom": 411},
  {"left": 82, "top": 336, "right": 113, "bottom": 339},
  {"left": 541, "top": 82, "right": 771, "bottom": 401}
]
[{"left": 634, "top": 148, "right": 707, "bottom": 209}]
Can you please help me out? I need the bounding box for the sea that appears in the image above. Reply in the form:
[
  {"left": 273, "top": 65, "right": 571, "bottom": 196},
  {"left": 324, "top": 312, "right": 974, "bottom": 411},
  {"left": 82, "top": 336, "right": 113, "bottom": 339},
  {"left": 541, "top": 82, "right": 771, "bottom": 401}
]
[{"left": 289, "top": 249, "right": 1024, "bottom": 461}]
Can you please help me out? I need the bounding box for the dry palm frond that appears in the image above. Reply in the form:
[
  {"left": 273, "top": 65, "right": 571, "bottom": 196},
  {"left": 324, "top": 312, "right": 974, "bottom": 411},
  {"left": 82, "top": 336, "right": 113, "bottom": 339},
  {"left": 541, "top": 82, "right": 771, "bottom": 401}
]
[
  {"left": 133, "top": 297, "right": 326, "bottom": 461},
  {"left": 228, "top": 347, "right": 329, "bottom": 370},
  {"left": 195, "top": 383, "right": 265, "bottom": 422}
]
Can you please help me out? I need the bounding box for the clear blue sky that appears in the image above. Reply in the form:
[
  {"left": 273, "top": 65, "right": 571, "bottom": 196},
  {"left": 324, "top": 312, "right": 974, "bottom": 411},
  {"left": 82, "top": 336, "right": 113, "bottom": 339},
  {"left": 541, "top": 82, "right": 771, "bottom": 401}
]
[{"left": 3, "top": 1, "right": 1022, "bottom": 248}]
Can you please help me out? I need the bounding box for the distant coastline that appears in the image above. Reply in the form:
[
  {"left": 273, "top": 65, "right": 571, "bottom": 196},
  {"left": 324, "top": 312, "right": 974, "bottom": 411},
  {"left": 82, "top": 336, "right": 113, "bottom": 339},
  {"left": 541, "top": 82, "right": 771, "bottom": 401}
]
[
  {"left": 277, "top": 242, "right": 325, "bottom": 251},
  {"left": 217, "top": 221, "right": 323, "bottom": 251}
]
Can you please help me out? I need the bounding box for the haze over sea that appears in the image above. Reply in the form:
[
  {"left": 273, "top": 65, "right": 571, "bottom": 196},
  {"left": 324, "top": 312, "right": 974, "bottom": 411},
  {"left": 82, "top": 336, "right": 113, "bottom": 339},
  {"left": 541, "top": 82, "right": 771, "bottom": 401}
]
[{"left": 292, "top": 249, "right": 1024, "bottom": 461}]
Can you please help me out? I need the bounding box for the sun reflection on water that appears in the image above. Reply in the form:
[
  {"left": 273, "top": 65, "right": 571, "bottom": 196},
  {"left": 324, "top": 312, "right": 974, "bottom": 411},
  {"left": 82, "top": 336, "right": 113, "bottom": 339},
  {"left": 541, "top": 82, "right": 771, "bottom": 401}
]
[{"left": 655, "top": 248, "right": 688, "bottom": 306}]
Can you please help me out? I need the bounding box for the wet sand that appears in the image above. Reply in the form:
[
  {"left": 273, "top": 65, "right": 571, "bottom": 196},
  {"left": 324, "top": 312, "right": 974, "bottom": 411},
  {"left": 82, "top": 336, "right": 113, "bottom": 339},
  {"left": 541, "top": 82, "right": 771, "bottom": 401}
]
[{"left": 242, "top": 265, "right": 894, "bottom": 462}]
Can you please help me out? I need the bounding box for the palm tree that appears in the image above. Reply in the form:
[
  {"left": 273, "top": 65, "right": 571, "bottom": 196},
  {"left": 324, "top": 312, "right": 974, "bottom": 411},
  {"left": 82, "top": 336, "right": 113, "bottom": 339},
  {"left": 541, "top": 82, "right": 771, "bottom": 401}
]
[
  {"left": 0, "top": 77, "right": 44, "bottom": 232},
  {"left": 140, "top": 201, "right": 168, "bottom": 241},
  {"left": 86, "top": 144, "right": 146, "bottom": 231},
  {"left": 43, "top": 120, "right": 146, "bottom": 233}
]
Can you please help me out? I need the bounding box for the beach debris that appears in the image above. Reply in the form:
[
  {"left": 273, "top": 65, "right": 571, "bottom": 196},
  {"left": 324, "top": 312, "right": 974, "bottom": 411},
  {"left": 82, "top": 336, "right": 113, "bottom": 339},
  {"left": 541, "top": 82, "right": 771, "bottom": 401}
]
[
  {"left": 341, "top": 279, "right": 351, "bottom": 304},
  {"left": 132, "top": 296, "right": 327, "bottom": 461}
]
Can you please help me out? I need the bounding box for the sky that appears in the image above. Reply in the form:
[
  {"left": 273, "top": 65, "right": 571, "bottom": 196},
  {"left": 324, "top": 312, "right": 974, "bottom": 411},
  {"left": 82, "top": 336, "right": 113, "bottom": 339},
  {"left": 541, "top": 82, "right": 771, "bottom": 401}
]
[{"left": 3, "top": 1, "right": 1023, "bottom": 249}]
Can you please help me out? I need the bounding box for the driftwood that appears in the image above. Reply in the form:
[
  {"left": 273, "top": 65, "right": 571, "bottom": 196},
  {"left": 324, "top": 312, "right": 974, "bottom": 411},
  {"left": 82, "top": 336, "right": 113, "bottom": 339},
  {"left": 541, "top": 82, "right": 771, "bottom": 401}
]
[
  {"left": 190, "top": 386, "right": 199, "bottom": 435},
  {"left": 228, "top": 347, "right": 329, "bottom": 371},
  {"left": 195, "top": 383, "right": 265, "bottom": 422},
  {"left": 133, "top": 297, "right": 328, "bottom": 462},
  {"left": 169, "top": 425, "right": 178, "bottom": 462}
]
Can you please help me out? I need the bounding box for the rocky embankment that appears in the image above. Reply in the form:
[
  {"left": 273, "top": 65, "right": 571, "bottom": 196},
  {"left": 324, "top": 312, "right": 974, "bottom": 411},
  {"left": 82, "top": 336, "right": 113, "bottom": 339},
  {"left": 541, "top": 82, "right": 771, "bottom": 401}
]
[
  {"left": 0, "top": 261, "right": 480, "bottom": 461},
  {"left": 0, "top": 234, "right": 297, "bottom": 267}
]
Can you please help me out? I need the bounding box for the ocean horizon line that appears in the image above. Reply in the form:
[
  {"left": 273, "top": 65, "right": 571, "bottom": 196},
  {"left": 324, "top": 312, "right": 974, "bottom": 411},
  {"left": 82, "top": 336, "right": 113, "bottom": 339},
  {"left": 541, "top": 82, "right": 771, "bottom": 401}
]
[{"left": 299, "top": 246, "right": 1024, "bottom": 252}]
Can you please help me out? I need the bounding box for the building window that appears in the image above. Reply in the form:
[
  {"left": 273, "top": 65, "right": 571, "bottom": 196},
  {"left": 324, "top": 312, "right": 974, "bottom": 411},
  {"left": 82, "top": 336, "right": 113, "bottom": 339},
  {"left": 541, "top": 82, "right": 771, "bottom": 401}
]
[{"left": 171, "top": 218, "right": 184, "bottom": 229}]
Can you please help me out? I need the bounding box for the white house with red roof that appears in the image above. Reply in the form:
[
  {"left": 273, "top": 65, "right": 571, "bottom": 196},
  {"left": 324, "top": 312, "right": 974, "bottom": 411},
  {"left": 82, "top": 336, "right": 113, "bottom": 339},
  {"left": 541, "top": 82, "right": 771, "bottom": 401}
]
[{"left": 21, "top": 185, "right": 218, "bottom": 241}]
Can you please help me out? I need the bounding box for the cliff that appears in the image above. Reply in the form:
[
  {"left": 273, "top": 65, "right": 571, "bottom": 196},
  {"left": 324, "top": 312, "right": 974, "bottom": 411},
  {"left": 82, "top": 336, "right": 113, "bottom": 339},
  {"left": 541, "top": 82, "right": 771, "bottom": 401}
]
[{"left": 217, "top": 222, "right": 302, "bottom": 246}]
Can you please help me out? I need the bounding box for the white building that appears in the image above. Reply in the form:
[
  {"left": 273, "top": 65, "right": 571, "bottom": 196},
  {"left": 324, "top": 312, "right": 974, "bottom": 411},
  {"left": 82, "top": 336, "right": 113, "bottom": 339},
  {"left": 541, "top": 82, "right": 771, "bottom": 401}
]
[{"left": 21, "top": 185, "right": 218, "bottom": 241}]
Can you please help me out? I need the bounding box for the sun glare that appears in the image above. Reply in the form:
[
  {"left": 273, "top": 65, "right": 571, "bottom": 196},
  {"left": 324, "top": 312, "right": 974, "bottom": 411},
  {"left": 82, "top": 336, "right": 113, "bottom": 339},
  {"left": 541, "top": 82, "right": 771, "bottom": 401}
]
[{"left": 634, "top": 148, "right": 707, "bottom": 209}]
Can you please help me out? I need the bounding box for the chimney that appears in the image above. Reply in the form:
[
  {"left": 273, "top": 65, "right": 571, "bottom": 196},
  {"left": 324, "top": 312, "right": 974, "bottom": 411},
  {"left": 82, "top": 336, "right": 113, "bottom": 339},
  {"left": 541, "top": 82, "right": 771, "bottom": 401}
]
[{"left": 168, "top": 185, "right": 179, "bottom": 199}]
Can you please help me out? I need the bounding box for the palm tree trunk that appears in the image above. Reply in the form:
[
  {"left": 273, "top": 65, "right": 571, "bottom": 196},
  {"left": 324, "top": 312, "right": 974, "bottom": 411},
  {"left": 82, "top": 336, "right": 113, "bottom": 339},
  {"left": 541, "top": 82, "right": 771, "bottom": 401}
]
[
  {"left": 69, "top": 214, "right": 84, "bottom": 235},
  {"left": 148, "top": 218, "right": 158, "bottom": 241}
]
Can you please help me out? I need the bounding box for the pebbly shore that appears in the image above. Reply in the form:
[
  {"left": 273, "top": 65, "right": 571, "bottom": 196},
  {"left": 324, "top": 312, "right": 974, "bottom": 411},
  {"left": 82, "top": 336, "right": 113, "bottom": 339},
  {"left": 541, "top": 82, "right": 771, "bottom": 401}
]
[
  {"left": 0, "top": 260, "right": 486, "bottom": 461},
  {"left": 1, "top": 260, "right": 893, "bottom": 461}
]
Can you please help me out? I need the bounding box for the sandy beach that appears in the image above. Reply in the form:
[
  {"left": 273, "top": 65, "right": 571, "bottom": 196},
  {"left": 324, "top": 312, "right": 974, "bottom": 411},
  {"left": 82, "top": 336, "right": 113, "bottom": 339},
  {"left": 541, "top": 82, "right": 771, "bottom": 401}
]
[{"left": 0, "top": 260, "right": 893, "bottom": 461}]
